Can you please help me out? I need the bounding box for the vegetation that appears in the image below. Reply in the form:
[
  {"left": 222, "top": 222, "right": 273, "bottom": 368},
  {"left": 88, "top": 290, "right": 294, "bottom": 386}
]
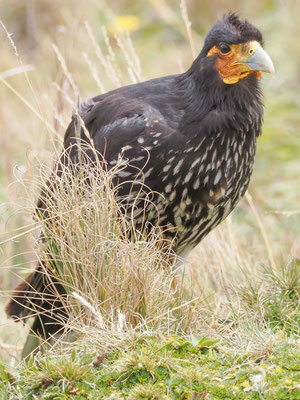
[
  {"left": 0, "top": 0, "right": 299, "bottom": 398},
  {"left": 1, "top": 337, "right": 300, "bottom": 399}
]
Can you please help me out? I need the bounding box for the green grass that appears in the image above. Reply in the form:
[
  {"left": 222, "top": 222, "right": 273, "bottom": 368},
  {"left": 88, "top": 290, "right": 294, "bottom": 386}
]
[{"left": 1, "top": 336, "right": 300, "bottom": 399}]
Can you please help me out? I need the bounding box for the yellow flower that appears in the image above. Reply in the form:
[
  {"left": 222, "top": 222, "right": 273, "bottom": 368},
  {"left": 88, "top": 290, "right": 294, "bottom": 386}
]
[
  {"left": 109, "top": 15, "right": 141, "bottom": 34},
  {"left": 241, "top": 381, "right": 251, "bottom": 388}
]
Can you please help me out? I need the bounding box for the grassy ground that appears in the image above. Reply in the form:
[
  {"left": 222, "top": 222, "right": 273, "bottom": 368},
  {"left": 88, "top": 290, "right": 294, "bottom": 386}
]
[
  {"left": 1, "top": 337, "right": 300, "bottom": 399},
  {"left": 0, "top": 0, "right": 300, "bottom": 398}
]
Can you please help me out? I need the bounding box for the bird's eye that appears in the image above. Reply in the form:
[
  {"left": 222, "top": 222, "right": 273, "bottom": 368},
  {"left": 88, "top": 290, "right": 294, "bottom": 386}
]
[{"left": 218, "top": 42, "right": 231, "bottom": 55}]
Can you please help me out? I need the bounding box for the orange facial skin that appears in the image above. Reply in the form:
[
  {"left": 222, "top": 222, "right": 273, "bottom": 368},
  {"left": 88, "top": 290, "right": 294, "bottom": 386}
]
[{"left": 207, "top": 41, "right": 263, "bottom": 84}]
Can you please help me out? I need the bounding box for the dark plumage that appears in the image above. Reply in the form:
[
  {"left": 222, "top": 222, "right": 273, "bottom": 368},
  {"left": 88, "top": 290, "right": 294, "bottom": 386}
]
[{"left": 6, "top": 13, "right": 274, "bottom": 355}]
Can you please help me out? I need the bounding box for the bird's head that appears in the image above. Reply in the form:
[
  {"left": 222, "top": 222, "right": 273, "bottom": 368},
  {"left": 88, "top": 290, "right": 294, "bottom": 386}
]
[{"left": 196, "top": 13, "right": 274, "bottom": 85}]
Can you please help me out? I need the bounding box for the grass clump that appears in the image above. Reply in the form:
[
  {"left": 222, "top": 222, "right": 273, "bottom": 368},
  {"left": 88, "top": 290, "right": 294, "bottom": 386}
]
[
  {"left": 30, "top": 144, "right": 203, "bottom": 352},
  {"left": 236, "top": 260, "right": 300, "bottom": 335}
]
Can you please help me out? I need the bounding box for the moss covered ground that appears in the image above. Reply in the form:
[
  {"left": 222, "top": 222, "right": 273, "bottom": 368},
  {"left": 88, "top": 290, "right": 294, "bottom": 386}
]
[{"left": 1, "top": 336, "right": 300, "bottom": 399}]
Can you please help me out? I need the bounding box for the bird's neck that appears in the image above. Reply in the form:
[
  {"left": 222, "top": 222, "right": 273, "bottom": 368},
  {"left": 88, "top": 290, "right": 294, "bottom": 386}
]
[{"left": 175, "top": 67, "right": 263, "bottom": 138}]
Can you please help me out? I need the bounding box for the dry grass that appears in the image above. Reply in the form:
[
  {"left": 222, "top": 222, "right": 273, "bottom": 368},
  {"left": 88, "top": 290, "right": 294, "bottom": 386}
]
[{"left": 34, "top": 145, "right": 190, "bottom": 331}]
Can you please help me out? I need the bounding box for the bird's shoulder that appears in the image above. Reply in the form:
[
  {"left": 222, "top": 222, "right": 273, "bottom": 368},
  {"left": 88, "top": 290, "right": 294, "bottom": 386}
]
[{"left": 64, "top": 74, "right": 187, "bottom": 159}]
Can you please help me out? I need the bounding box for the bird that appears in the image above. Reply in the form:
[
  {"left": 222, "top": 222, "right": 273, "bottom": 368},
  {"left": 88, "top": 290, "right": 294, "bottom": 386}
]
[{"left": 6, "top": 13, "right": 274, "bottom": 357}]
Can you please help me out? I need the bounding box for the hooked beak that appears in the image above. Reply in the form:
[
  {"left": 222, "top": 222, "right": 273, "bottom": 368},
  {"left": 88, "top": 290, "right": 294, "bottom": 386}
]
[{"left": 240, "top": 43, "right": 275, "bottom": 74}]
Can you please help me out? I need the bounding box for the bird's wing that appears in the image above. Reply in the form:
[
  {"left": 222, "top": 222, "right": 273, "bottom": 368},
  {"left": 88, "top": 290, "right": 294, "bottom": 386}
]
[{"left": 63, "top": 93, "right": 186, "bottom": 195}]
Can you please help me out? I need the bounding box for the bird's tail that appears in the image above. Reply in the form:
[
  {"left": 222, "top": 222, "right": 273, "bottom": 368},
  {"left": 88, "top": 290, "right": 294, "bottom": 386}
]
[{"left": 6, "top": 263, "right": 67, "bottom": 358}]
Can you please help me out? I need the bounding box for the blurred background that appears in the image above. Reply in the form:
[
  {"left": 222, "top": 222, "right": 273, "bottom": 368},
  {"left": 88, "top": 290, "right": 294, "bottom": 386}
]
[{"left": 0, "top": 0, "right": 299, "bottom": 362}]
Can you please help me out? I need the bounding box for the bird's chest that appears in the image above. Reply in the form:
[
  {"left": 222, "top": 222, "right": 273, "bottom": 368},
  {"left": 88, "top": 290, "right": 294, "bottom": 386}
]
[{"left": 160, "top": 132, "right": 256, "bottom": 249}]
